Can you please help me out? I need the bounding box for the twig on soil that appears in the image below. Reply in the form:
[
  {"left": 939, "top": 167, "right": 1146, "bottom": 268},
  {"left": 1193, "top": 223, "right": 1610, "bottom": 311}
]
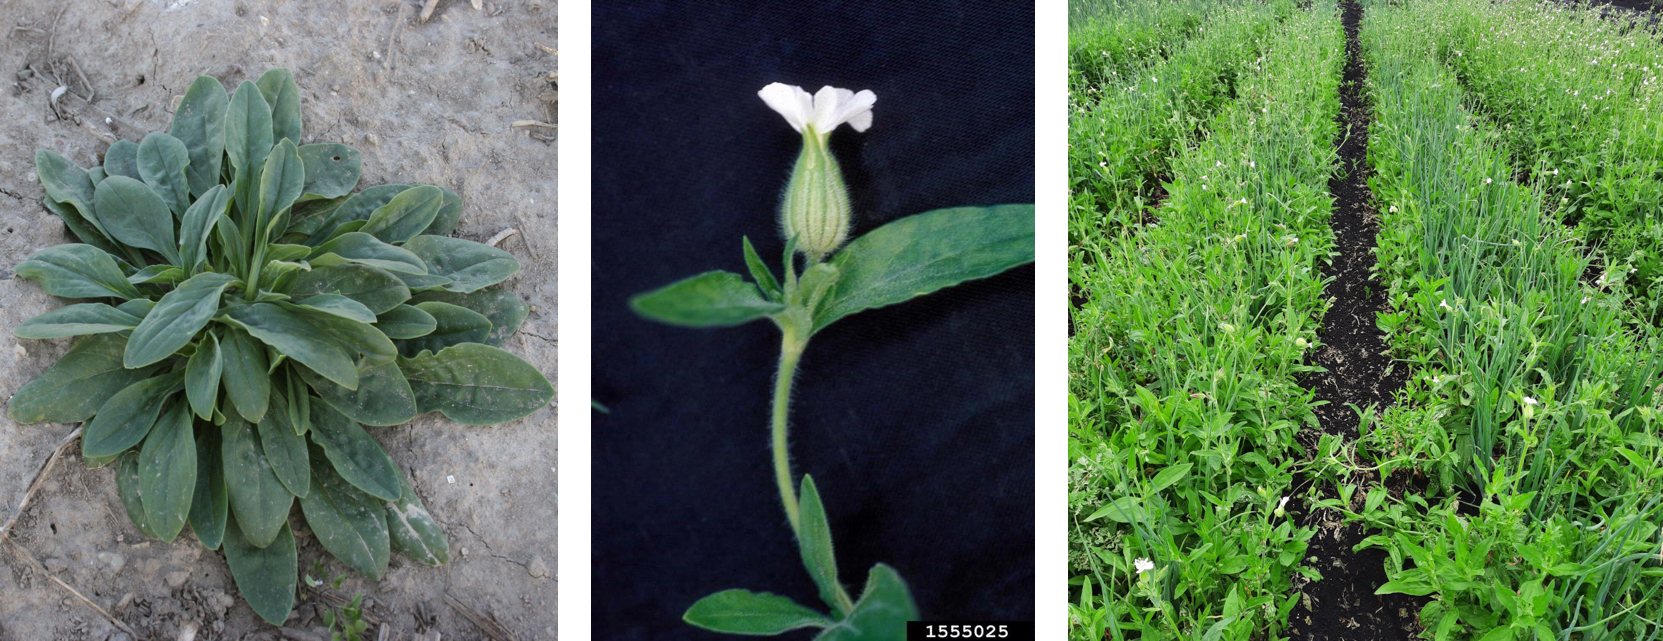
[
  {"left": 446, "top": 593, "right": 520, "bottom": 641},
  {"left": 384, "top": 2, "right": 408, "bottom": 76},
  {"left": 420, "top": 0, "right": 442, "bottom": 23},
  {"left": 486, "top": 228, "right": 519, "bottom": 247},
  {"left": 510, "top": 120, "right": 556, "bottom": 130},
  {"left": 69, "top": 56, "right": 95, "bottom": 102},
  {"left": 46, "top": 6, "right": 66, "bottom": 60},
  {"left": 535, "top": 44, "right": 556, "bottom": 56},
  {"left": 0, "top": 427, "right": 82, "bottom": 539},
  {"left": 4, "top": 541, "right": 138, "bottom": 637}
]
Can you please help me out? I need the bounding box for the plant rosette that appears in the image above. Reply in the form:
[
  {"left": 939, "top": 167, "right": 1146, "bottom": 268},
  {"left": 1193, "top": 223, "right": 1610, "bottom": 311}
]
[
  {"left": 10, "top": 68, "right": 553, "bottom": 625},
  {"left": 631, "top": 82, "right": 1034, "bottom": 639}
]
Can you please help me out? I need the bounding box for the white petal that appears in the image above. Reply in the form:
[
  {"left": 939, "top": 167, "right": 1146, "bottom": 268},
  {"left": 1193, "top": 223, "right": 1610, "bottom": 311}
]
[
  {"left": 832, "top": 89, "right": 876, "bottom": 132},
  {"left": 812, "top": 86, "right": 845, "bottom": 133},
  {"left": 847, "top": 110, "right": 873, "bottom": 132},
  {"left": 758, "top": 82, "right": 810, "bottom": 132}
]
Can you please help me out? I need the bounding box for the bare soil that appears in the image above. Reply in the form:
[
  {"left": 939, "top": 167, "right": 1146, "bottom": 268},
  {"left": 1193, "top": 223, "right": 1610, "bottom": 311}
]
[{"left": 0, "top": 1, "right": 557, "bottom": 639}]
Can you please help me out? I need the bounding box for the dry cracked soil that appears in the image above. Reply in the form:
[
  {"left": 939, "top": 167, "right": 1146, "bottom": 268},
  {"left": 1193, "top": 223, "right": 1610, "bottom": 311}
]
[{"left": 0, "top": 0, "right": 557, "bottom": 639}]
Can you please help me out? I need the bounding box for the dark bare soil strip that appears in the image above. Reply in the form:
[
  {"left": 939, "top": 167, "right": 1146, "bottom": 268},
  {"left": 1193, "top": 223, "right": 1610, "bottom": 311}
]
[{"left": 1284, "top": 1, "right": 1425, "bottom": 639}]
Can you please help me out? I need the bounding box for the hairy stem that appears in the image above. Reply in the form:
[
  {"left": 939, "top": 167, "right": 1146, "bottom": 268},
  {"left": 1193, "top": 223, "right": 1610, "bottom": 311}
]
[{"left": 772, "top": 330, "right": 807, "bottom": 532}]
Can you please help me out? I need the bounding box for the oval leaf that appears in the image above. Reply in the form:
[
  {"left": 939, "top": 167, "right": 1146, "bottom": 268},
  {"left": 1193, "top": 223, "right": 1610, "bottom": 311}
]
[
  {"left": 398, "top": 343, "right": 554, "bottom": 425},
  {"left": 815, "top": 564, "right": 919, "bottom": 641},
  {"left": 178, "top": 184, "right": 230, "bottom": 270},
  {"left": 402, "top": 235, "right": 520, "bottom": 293},
  {"left": 798, "top": 476, "right": 848, "bottom": 615},
  {"left": 185, "top": 332, "right": 224, "bottom": 420},
  {"left": 139, "top": 403, "right": 197, "bottom": 542},
  {"left": 15, "top": 244, "right": 143, "bottom": 300},
  {"left": 361, "top": 186, "right": 444, "bottom": 245},
  {"left": 374, "top": 304, "right": 437, "bottom": 339},
  {"left": 255, "top": 68, "right": 302, "bottom": 145},
  {"left": 301, "top": 359, "right": 418, "bottom": 427},
  {"left": 299, "top": 445, "right": 390, "bottom": 580},
  {"left": 684, "top": 590, "right": 832, "bottom": 635},
  {"left": 170, "top": 75, "right": 228, "bottom": 198},
  {"left": 308, "top": 232, "right": 428, "bottom": 274},
  {"left": 136, "top": 132, "right": 193, "bottom": 217},
  {"left": 220, "top": 302, "right": 359, "bottom": 389},
  {"left": 629, "top": 270, "right": 783, "bottom": 328},
  {"left": 385, "top": 468, "right": 448, "bottom": 565},
  {"left": 13, "top": 303, "right": 140, "bottom": 339},
  {"left": 419, "top": 187, "right": 464, "bottom": 237},
  {"left": 190, "top": 426, "right": 229, "bottom": 550},
  {"left": 259, "top": 388, "right": 311, "bottom": 499},
  {"left": 220, "top": 327, "right": 272, "bottom": 422},
  {"left": 297, "top": 143, "right": 362, "bottom": 201},
  {"left": 94, "top": 175, "right": 181, "bottom": 265},
  {"left": 290, "top": 264, "right": 412, "bottom": 315},
  {"left": 307, "top": 403, "right": 401, "bottom": 501},
  {"left": 103, "top": 140, "right": 141, "bottom": 180},
  {"left": 116, "top": 451, "right": 162, "bottom": 539},
  {"left": 304, "top": 183, "right": 411, "bottom": 244},
  {"left": 412, "top": 289, "right": 527, "bottom": 345},
  {"left": 258, "top": 138, "right": 306, "bottom": 240},
  {"left": 399, "top": 301, "right": 491, "bottom": 357},
  {"left": 125, "top": 272, "right": 239, "bottom": 368},
  {"left": 82, "top": 372, "right": 184, "bottom": 458},
  {"left": 220, "top": 417, "right": 295, "bottom": 547},
  {"left": 8, "top": 334, "right": 155, "bottom": 423},
  {"left": 222, "top": 516, "right": 297, "bottom": 626}
]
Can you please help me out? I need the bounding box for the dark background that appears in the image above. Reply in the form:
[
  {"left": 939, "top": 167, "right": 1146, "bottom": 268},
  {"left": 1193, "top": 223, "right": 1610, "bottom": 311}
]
[{"left": 591, "top": 2, "right": 1035, "bottom": 638}]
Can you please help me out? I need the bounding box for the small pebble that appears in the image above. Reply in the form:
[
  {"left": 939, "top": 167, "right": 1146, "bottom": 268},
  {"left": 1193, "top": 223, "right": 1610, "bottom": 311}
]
[{"left": 528, "top": 554, "right": 548, "bottom": 578}]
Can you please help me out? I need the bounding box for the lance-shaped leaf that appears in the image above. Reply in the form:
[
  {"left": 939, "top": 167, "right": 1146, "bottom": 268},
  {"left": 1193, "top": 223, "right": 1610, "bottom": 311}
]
[
  {"left": 291, "top": 264, "right": 411, "bottom": 315},
  {"left": 798, "top": 476, "right": 851, "bottom": 615},
  {"left": 291, "top": 294, "right": 378, "bottom": 324},
  {"left": 82, "top": 372, "right": 184, "bottom": 458},
  {"left": 128, "top": 265, "right": 186, "bottom": 286},
  {"left": 178, "top": 185, "right": 229, "bottom": 271},
  {"left": 43, "top": 194, "right": 123, "bottom": 256},
  {"left": 255, "top": 68, "right": 302, "bottom": 145},
  {"left": 170, "top": 75, "right": 228, "bottom": 197},
  {"left": 630, "top": 270, "right": 783, "bottom": 328},
  {"left": 13, "top": 303, "right": 141, "bottom": 339},
  {"left": 814, "top": 565, "right": 920, "bottom": 641},
  {"left": 398, "top": 301, "right": 491, "bottom": 357},
  {"left": 223, "top": 515, "right": 297, "bottom": 626},
  {"left": 374, "top": 304, "right": 437, "bottom": 339},
  {"left": 219, "top": 328, "right": 272, "bottom": 423},
  {"left": 94, "top": 176, "right": 182, "bottom": 265},
  {"left": 37, "top": 149, "right": 99, "bottom": 228},
  {"left": 308, "top": 232, "right": 428, "bottom": 274},
  {"left": 411, "top": 289, "right": 527, "bottom": 345},
  {"left": 399, "top": 343, "right": 553, "bottom": 425},
  {"left": 297, "top": 144, "right": 361, "bottom": 202},
  {"left": 304, "top": 183, "right": 411, "bottom": 244},
  {"left": 137, "top": 132, "right": 193, "bottom": 217},
  {"left": 307, "top": 403, "right": 401, "bottom": 501},
  {"left": 684, "top": 590, "right": 832, "bottom": 635},
  {"left": 361, "top": 186, "right": 444, "bottom": 245},
  {"left": 385, "top": 467, "right": 448, "bottom": 565},
  {"left": 742, "top": 236, "right": 783, "bottom": 301},
  {"left": 220, "top": 302, "right": 360, "bottom": 389},
  {"left": 395, "top": 271, "right": 453, "bottom": 293},
  {"left": 8, "top": 334, "right": 155, "bottom": 424},
  {"left": 186, "top": 332, "right": 224, "bottom": 420},
  {"left": 190, "top": 425, "right": 229, "bottom": 550},
  {"left": 301, "top": 359, "right": 417, "bottom": 426},
  {"left": 139, "top": 403, "right": 197, "bottom": 542},
  {"left": 116, "top": 451, "right": 162, "bottom": 539},
  {"left": 418, "top": 187, "right": 464, "bottom": 237},
  {"left": 288, "top": 306, "right": 397, "bottom": 364},
  {"left": 815, "top": 204, "right": 1035, "bottom": 331},
  {"left": 225, "top": 80, "right": 274, "bottom": 180},
  {"left": 403, "top": 235, "right": 519, "bottom": 293},
  {"left": 300, "top": 445, "right": 390, "bottom": 579},
  {"left": 257, "top": 139, "right": 305, "bottom": 241},
  {"left": 15, "top": 244, "right": 143, "bottom": 300},
  {"left": 125, "top": 272, "right": 239, "bottom": 368},
  {"left": 103, "top": 140, "right": 141, "bottom": 180},
  {"left": 220, "top": 417, "right": 295, "bottom": 547},
  {"left": 257, "top": 388, "right": 311, "bottom": 498}
]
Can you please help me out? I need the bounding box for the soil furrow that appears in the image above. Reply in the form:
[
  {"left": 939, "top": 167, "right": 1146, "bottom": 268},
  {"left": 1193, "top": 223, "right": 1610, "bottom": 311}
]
[{"left": 1284, "top": 1, "right": 1424, "bottom": 639}]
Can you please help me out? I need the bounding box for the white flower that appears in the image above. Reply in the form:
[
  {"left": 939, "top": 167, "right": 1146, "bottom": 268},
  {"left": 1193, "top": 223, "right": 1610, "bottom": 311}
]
[
  {"left": 1440, "top": 299, "right": 1452, "bottom": 311},
  {"left": 757, "top": 83, "right": 876, "bottom": 136},
  {"left": 1523, "top": 396, "right": 1538, "bottom": 406},
  {"left": 1389, "top": 205, "right": 1398, "bottom": 213},
  {"left": 1135, "top": 558, "right": 1155, "bottom": 574},
  {"left": 1484, "top": 177, "right": 1493, "bottom": 184},
  {"left": 1275, "top": 496, "right": 1290, "bottom": 517}
]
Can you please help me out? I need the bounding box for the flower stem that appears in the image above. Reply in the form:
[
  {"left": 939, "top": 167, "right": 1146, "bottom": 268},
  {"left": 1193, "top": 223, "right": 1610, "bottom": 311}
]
[{"left": 772, "top": 331, "right": 807, "bottom": 533}]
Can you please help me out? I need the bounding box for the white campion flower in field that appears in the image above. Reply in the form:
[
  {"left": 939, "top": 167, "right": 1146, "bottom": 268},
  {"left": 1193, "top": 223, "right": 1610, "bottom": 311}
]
[
  {"left": 758, "top": 83, "right": 875, "bottom": 136},
  {"left": 1523, "top": 396, "right": 1538, "bottom": 406},
  {"left": 1275, "top": 496, "right": 1290, "bottom": 518},
  {"left": 1135, "top": 558, "right": 1155, "bottom": 575},
  {"left": 757, "top": 82, "right": 876, "bottom": 259},
  {"left": 1440, "top": 299, "right": 1452, "bottom": 311},
  {"left": 1484, "top": 177, "right": 1494, "bottom": 184}
]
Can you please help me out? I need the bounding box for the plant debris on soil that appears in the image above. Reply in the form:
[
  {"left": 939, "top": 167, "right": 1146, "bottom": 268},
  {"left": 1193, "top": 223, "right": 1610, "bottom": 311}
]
[
  {"left": 0, "top": 1, "right": 556, "bottom": 639},
  {"left": 1285, "top": 1, "right": 1426, "bottom": 639}
]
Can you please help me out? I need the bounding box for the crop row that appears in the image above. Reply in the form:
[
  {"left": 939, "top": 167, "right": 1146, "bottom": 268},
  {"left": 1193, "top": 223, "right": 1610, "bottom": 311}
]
[
  {"left": 1067, "top": 5, "right": 1342, "bottom": 640},
  {"left": 1307, "top": 5, "right": 1663, "bottom": 640},
  {"left": 1067, "top": 0, "right": 1218, "bottom": 95}
]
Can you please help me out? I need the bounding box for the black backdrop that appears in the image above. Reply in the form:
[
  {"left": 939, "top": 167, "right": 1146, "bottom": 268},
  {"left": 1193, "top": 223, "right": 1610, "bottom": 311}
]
[{"left": 591, "top": 2, "right": 1035, "bottom": 638}]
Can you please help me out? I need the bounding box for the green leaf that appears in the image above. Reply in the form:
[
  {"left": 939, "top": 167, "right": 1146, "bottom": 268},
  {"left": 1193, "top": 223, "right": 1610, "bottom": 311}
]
[
  {"left": 186, "top": 332, "right": 224, "bottom": 420},
  {"left": 385, "top": 468, "right": 448, "bottom": 565},
  {"left": 1151, "top": 463, "right": 1193, "bottom": 492},
  {"left": 225, "top": 80, "right": 274, "bottom": 182},
  {"left": 43, "top": 193, "right": 122, "bottom": 255},
  {"left": 127, "top": 265, "right": 185, "bottom": 286},
  {"left": 82, "top": 372, "right": 184, "bottom": 458},
  {"left": 399, "top": 343, "right": 554, "bottom": 425},
  {"left": 291, "top": 294, "right": 378, "bottom": 324},
  {"left": 815, "top": 204, "right": 1035, "bottom": 331},
  {"left": 798, "top": 476, "right": 850, "bottom": 615},
  {"left": 304, "top": 183, "right": 410, "bottom": 244},
  {"left": 290, "top": 264, "right": 412, "bottom": 315},
  {"left": 629, "top": 270, "right": 784, "bottom": 328},
  {"left": 299, "top": 444, "right": 390, "bottom": 579},
  {"left": 259, "top": 389, "right": 311, "bottom": 499},
  {"left": 13, "top": 303, "right": 140, "bottom": 339},
  {"left": 301, "top": 358, "right": 417, "bottom": 426},
  {"left": 95, "top": 175, "right": 182, "bottom": 265},
  {"left": 419, "top": 187, "right": 464, "bottom": 237},
  {"left": 258, "top": 138, "right": 306, "bottom": 240},
  {"left": 411, "top": 289, "right": 527, "bottom": 345},
  {"left": 255, "top": 68, "right": 302, "bottom": 145},
  {"left": 1376, "top": 579, "right": 1437, "bottom": 596},
  {"left": 684, "top": 590, "right": 832, "bottom": 635},
  {"left": 139, "top": 404, "right": 197, "bottom": 542},
  {"left": 399, "top": 301, "right": 491, "bottom": 357},
  {"left": 742, "top": 236, "right": 782, "bottom": 301},
  {"left": 814, "top": 565, "right": 919, "bottom": 641},
  {"left": 307, "top": 403, "right": 401, "bottom": 501},
  {"left": 103, "top": 140, "right": 141, "bottom": 180},
  {"left": 374, "top": 304, "right": 438, "bottom": 339},
  {"left": 125, "top": 272, "right": 239, "bottom": 368},
  {"left": 15, "top": 243, "right": 143, "bottom": 300},
  {"left": 88, "top": 166, "right": 106, "bottom": 186},
  {"left": 286, "top": 306, "right": 397, "bottom": 364},
  {"left": 8, "top": 334, "right": 155, "bottom": 423},
  {"left": 136, "top": 132, "right": 193, "bottom": 217},
  {"left": 361, "top": 186, "right": 444, "bottom": 245},
  {"left": 222, "top": 515, "right": 297, "bottom": 626},
  {"left": 220, "top": 328, "right": 272, "bottom": 422},
  {"left": 394, "top": 271, "right": 454, "bottom": 293},
  {"left": 308, "top": 232, "right": 428, "bottom": 274},
  {"left": 297, "top": 144, "right": 361, "bottom": 201},
  {"left": 178, "top": 185, "right": 229, "bottom": 270},
  {"left": 189, "top": 426, "right": 229, "bottom": 550},
  {"left": 36, "top": 150, "right": 99, "bottom": 230},
  {"left": 170, "top": 75, "right": 228, "bottom": 198},
  {"left": 1084, "top": 496, "right": 1146, "bottom": 523},
  {"left": 221, "top": 302, "right": 359, "bottom": 389},
  {"left": 402, "top": 235, "right": 519, "bottom": 293},
  {"left": 220, "top": 417, "right": 295, "bottom": 547},
  {"left": 116, "top": 450, "right": 162, "bottom": 538}
]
